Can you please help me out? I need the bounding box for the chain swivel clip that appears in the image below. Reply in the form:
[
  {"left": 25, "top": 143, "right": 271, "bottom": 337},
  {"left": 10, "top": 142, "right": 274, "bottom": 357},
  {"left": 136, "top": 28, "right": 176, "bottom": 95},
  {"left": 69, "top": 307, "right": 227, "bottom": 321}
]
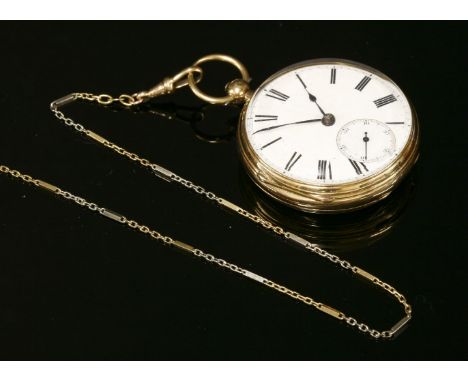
[{"left": 132, "top": 66, "right": 204, "bottom": 104}]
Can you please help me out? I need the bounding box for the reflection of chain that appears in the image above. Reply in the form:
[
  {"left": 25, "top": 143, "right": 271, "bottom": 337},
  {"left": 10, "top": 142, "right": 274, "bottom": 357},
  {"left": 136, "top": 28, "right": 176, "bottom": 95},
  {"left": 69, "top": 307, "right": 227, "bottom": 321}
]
[{"left": 1, "top": 56, "right": 412, "bottom": 339}]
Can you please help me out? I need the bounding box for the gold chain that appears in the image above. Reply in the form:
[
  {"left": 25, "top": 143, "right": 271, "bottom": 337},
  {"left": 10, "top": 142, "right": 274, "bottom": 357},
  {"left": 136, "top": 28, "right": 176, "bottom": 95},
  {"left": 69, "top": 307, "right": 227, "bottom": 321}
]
[{"left": 0, "top": 56, "right": 412, "bottom": 339}]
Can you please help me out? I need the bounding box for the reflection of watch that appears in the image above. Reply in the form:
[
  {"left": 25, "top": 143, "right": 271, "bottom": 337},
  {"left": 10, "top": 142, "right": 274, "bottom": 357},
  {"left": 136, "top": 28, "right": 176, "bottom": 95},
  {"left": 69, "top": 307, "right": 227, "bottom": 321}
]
[
  {"left": 238, "top": 58, "right": 419, "bottom": 213},
  {"left": 240, "top": 168, "right": 416, "bottom": 253}
]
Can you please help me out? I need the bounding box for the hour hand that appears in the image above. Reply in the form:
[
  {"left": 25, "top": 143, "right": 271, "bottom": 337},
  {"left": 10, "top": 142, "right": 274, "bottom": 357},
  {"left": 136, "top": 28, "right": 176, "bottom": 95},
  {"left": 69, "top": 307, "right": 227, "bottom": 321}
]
[
  {"left": 253, "top": 118, "right": 321, "bottom": 134},
  {"left": 296, "top": 74, "right": 326, "bottom": 116}
]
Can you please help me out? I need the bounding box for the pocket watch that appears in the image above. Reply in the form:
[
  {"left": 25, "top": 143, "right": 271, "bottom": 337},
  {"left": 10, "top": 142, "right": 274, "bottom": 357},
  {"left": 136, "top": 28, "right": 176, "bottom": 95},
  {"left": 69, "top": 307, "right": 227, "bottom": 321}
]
[{"left": 236, "top": 58, "right": 419, "bottom": 213}]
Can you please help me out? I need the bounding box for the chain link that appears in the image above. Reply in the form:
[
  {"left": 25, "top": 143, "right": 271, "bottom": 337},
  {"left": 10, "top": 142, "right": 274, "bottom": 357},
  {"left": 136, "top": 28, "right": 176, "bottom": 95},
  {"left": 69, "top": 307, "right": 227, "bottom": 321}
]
[
  {"left": 5, "top": 94, "right": 414, "bottom": 339},
  {"left": 74, "top": 92, "right": 141, "bottom": 107}
]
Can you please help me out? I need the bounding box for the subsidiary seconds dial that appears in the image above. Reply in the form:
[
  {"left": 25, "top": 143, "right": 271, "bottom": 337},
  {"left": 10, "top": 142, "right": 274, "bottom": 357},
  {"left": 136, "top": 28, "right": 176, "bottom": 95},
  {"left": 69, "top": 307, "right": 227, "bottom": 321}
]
[
  {"left": 336, "top": 119, "right": 396, "bottom": 163},
  {"left": 244, "top": 60, "right": 413, "bottom": 185}
]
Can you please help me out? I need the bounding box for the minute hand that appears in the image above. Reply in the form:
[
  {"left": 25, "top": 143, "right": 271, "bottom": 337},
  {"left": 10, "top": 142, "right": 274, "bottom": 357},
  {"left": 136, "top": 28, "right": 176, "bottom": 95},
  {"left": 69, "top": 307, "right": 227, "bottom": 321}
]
[{"left": 253, "top": 118, "right": 321, "bottom": 134}]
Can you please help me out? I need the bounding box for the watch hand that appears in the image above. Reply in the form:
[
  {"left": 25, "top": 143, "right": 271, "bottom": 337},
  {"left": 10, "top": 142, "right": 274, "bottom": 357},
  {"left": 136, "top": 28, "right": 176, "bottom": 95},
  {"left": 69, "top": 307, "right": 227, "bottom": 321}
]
[
  {"left": 308, "top": 93, "right": 327, "bottom": 116},
  {"left": 253, "top": 118, "right": 322, "bottom": 134},
  {"left": 296, "top": 73, "right": 327, "bottom": 116},
  {"left": 363, "top": 131, "right": 369, "bottom": 160}
]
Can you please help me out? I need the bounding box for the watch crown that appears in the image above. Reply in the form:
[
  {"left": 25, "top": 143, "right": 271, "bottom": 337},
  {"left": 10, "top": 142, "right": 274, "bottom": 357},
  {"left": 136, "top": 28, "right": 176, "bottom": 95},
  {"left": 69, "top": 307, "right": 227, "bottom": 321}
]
[{"left": 225, "top": 79, "right": 252, "bottom": 104}]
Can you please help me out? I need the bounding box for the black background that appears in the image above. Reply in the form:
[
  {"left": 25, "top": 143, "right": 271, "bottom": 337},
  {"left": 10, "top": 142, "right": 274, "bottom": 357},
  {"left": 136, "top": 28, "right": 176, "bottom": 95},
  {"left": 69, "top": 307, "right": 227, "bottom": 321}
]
[{"left": 0, "top": 21, "right": 466, "bottom": 360}]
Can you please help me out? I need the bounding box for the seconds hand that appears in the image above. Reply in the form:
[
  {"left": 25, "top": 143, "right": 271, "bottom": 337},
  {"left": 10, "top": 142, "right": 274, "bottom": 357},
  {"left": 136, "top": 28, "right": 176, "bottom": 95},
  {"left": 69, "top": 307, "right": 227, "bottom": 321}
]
[{"left": 363, "top": 132, "right": 369, "bottom": 160}]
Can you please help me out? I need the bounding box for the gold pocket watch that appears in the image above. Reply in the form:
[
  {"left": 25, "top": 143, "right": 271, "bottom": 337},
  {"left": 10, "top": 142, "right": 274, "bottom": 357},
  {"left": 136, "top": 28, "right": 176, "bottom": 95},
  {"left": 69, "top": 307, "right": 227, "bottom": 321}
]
[{"left": 235, "top": 58, "right": 419, "bottom": 213}]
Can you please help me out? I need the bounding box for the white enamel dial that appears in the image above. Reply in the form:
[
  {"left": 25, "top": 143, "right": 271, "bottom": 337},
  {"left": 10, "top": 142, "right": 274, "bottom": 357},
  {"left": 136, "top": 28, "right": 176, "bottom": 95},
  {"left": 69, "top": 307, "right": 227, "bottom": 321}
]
[{"left": 244, "top": 60, "right": 413, "bottom": 185}]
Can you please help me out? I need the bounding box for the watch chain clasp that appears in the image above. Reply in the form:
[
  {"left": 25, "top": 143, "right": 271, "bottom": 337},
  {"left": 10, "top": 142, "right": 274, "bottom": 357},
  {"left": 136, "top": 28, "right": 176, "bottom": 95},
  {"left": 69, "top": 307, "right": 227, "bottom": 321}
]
[{"left": 133, "top": 66, "right": 204, "bottom": 104}]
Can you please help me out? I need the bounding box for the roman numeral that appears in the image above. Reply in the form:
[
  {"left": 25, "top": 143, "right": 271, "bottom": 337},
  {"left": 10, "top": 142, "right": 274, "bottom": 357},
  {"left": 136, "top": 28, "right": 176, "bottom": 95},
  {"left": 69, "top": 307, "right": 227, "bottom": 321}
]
[
  {"left": 348, "top": 159, "right": 369, "bottom": 175},
  {"left": 330, "top": 68, "right": 336, "bottom": 84},
  {"left": 285, "top": 152, "right": 302, "bottom": 171},
  {"left": 261, "top": 137, "right": 282, "bottom": 150},
  {"left": 374, "top": 94, "right": 397, "bottom": 108},
  {"left": 355, "top": 76, "right": 372, "bottom": 91},
  {"left": 266, "top": 89, "right": 289, "bottom": 102},
  {"left": 254, "top": 114, "right": 278, "bottom": 122},
  {"left": 317, "top": 160, "right": 332, "bottom": 180}
]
